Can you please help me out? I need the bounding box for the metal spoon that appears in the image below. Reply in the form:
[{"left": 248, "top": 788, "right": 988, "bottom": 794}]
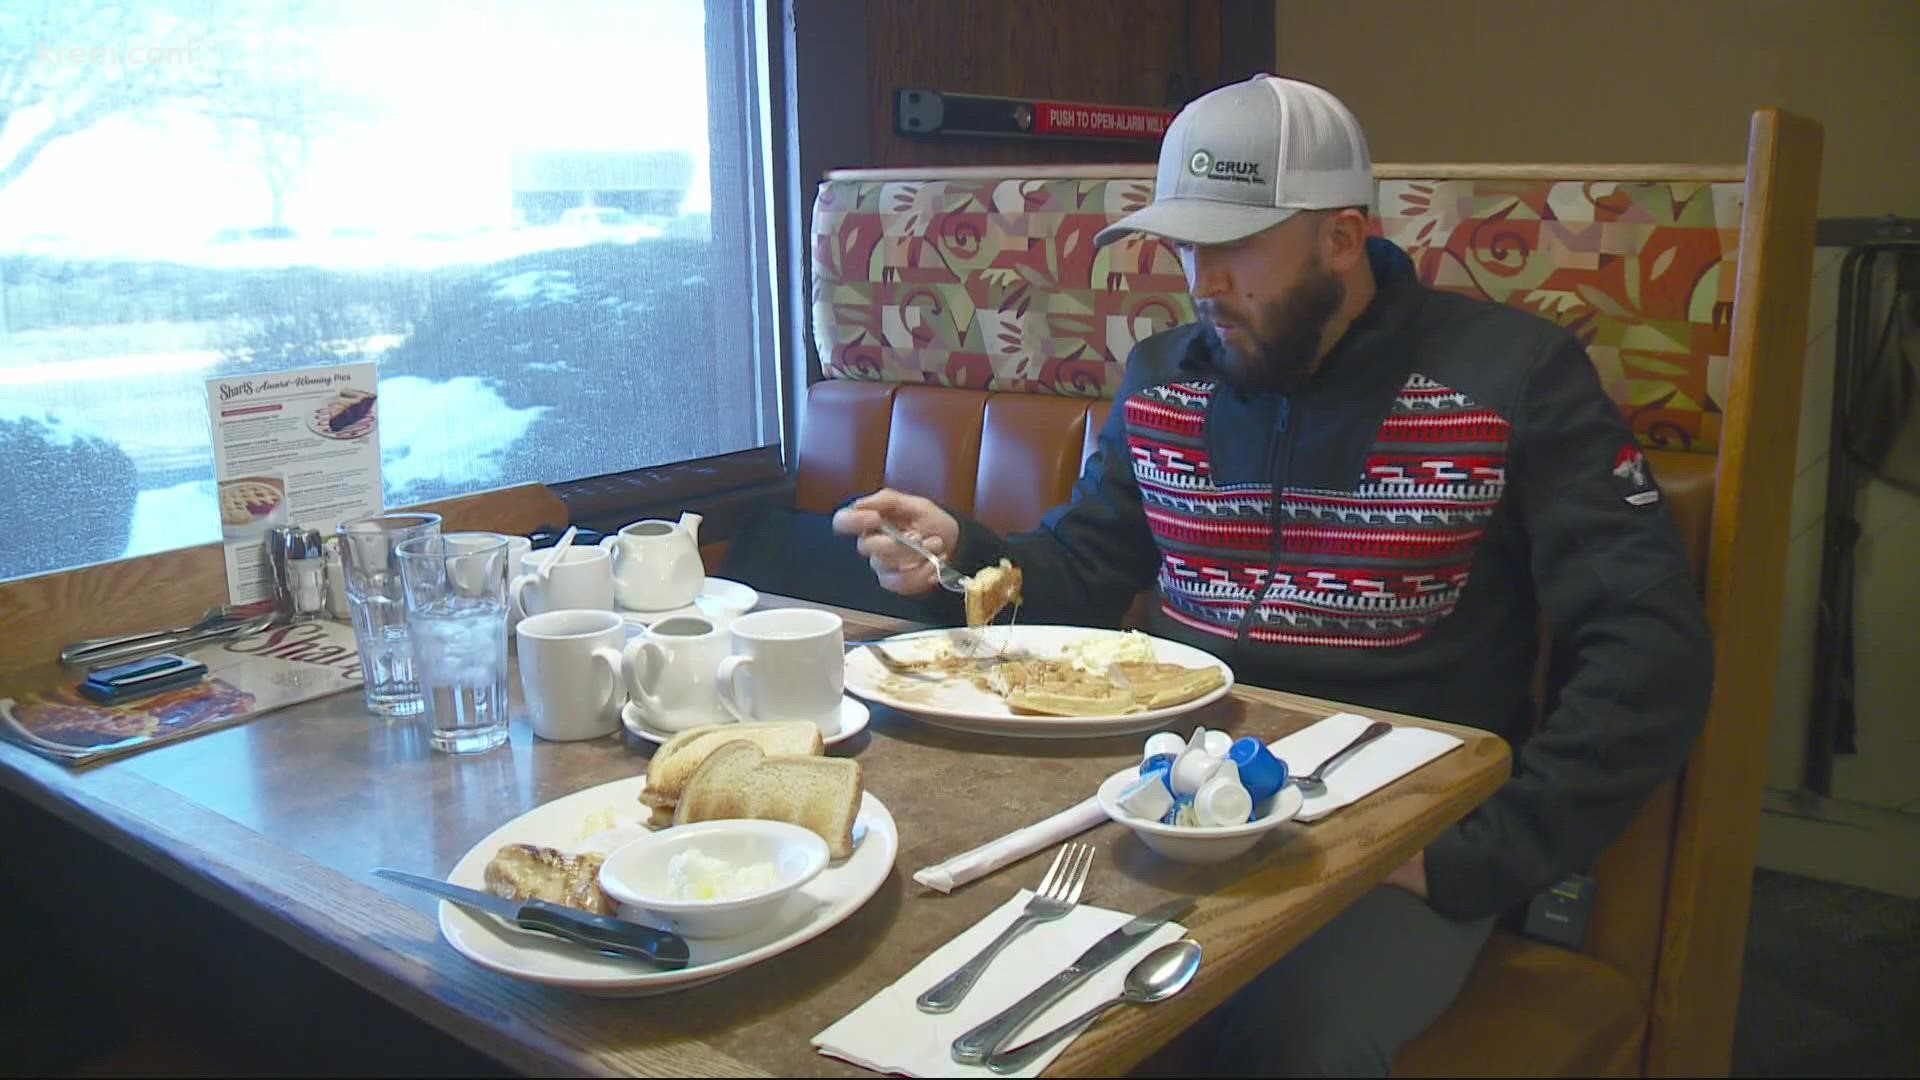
[
  {"left": 984, "top": 939, "right": 1203, "bottom": 1075},
  {"left": 1293, "top": 720, "right": 1394, "bottom": 797}
]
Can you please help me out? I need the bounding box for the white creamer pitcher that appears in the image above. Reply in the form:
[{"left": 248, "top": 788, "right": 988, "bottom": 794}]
[{"left": 600, "top": 512, "right": 704, "bottom": 612}]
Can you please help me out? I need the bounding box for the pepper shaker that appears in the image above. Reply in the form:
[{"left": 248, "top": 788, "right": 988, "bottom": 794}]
[{"left": 288, "top": 528, "right": 328, "bottom": 618}]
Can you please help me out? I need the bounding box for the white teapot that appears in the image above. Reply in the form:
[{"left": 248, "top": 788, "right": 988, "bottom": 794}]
[{"left": 600, "top": 512, "right": 704, "bottom": 611}]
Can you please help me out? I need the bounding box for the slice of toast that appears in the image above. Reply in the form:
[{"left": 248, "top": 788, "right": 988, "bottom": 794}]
[
  {"left": 672, "top": 742, "right": 863, "bottom": 859},
  {"left": 639, "top": 721, "right": 825, "bottom": 812},
  {"left": 965, "top": 559, "right": 1023, "bottom": 627}
]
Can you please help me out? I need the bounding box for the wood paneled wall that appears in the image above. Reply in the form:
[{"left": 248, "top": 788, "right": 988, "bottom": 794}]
[
  {"left": 789, "top": 1, "right": 1276, "bottom": 172},
  {"left": 864, "top": 0, "right": 1209, "bottom": 166}
]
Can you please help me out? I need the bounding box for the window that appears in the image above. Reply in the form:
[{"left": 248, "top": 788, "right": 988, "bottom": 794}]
[{"left": 0, "top": 0, "right": 780, "bottom": 581}]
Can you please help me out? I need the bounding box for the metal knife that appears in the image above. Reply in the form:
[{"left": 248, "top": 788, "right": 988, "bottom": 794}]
[
  {"left": 373, "top": 868, "right": 692, "bottom": 970},
  {"left": 950, "top": 896, "right": 1195, "bottom": 1065}
]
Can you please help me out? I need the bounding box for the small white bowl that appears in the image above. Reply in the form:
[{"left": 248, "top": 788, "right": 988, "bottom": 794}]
[
  {"left": 1096, "top": 767, "right": 1305, "bottom": 863},
  {"left": 597, "top": 820, "right": 828, "bottom": 938}
]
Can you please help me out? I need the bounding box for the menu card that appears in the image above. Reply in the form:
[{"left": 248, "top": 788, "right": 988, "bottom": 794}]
[
  {"left": 206, "top": 362, "right": 383, "bottom": 605},
  {"left": 0, "top": 620, "right": 363, "bottom": 768}
]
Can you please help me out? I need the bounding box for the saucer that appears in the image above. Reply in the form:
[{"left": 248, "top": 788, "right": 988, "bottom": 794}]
[
  {"left": 619, "top": 577, "right": 759, "bottom": 628},
  {"left": 621, "top": 695, "right": 869, "bottom": 749}
]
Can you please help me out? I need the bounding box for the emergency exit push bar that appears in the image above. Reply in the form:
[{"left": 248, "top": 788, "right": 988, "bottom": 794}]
[{"left": 895, "top": 88, "right": 1176, "bottom": 143}]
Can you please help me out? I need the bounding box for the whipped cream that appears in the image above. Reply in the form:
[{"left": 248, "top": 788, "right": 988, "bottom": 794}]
[{"left": 1064, "top": 630, "right": 1156, "bottom": 674}]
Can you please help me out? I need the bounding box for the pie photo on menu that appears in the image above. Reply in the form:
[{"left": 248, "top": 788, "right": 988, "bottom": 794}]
[
  {"left": 308, "top": 387, "right": 377, "bottom": 440},
  {"left": 219, "top": 475, "right": 287, "bottom": 539}
]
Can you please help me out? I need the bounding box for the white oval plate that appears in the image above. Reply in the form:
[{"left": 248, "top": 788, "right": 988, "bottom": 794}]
[
  {"left": 844, "top": 625, "right": 1234, "bottom": 739},
  {"left": 436, "top": 775, "right": 896, "bottom": 995},
  {"left": 620, "top": 695, "right": 870, "bottom": 749},
  {"left": 618, "top": 577, "right": 759, "bottom": 627}
]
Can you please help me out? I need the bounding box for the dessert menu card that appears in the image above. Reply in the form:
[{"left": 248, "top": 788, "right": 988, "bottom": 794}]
[{"left": 206, "top": 362, "right": 383, "bottom": 605}]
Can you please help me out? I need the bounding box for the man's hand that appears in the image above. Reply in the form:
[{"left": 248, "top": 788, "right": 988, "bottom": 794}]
[
  {"left": 831, "top": 488, "right": 961, "bottom": 597},
  {"left": 1383, "top": 851, "right": 1429, "bottom": 900}
]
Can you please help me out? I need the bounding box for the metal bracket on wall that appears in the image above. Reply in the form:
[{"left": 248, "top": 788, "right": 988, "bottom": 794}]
[{"left": 894, "top": 88, "right": 1175, "bottom": 144}]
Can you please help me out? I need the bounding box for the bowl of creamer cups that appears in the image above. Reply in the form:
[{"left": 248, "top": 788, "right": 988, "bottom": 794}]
[{"left": 1096, "top": 728, "right": 1305, "bottom": 863}]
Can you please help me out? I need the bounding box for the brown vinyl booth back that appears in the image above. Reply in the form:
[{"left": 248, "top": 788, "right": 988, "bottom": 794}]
[{"left": 799, "top": 111, "right": 1820, "bottom": 1077}]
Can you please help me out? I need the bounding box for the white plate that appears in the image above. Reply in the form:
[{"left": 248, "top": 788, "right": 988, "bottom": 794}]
[
  {"left": 436, "top": 775, "right": 896, "bottom": 995},
  {"left": 621, "top": 695, "right": 870, "bottom": 749},
  {"left": 844, "top": 625, "right": 1235, "bottom": 739},
  {"left": 618, "top": 577, "right": 759, "bottom": 627}
]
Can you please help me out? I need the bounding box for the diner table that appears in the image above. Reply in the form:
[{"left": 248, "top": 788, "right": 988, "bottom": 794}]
[{"left": 0, "top": 593, "right": 1510, "bottom": 1077}]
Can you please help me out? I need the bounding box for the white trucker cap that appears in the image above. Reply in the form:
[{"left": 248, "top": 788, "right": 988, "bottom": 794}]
[{"left": 1095, "top": 75, "right": 1374, "bottom": 248}]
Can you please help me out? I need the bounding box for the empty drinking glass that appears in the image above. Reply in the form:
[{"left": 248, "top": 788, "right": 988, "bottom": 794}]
[
  {"left": 396, "top": 532, "right": 512, "bottom": 754},
  {"left": 338, "top": 512, "right": 443, "bottom": 717}
]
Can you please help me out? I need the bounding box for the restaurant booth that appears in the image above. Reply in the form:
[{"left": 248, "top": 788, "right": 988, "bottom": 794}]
[{"left": 0, "top": 69, "right": 1819, "bottom": 1080}]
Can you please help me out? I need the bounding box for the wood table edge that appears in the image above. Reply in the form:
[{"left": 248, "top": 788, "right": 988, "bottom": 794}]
[{"left": 0, "top": 745, "right": 773, "bottom": 1078}]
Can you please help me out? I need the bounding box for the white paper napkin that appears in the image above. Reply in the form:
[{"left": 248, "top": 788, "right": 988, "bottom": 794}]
[
  {"left": 1268, "top": 712, "right": 1463, "bottom": 822},
  {"left": 814, "top": 889, "right": 1189, "bottom": 1078},
  {"left": 913, "top": 796, "right": 1107, "bottom": 893}
]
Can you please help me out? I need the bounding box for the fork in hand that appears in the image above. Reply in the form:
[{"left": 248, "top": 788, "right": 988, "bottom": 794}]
[
  {"left": 915, "top": 843, "right": 1094, "bottom": 1014},
  {"left": 878, "top": 520, "right": 970, "bottom": 595}
]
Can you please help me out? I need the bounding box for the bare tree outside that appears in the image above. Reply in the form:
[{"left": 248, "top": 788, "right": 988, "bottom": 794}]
[{"left": 203, "top": 0, "right": 365, "bottom": 229}]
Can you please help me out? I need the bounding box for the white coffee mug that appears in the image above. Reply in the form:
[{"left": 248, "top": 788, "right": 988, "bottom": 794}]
[
  {"left": 516, "top": 609, "right": 626, "bottom": 741},
  {"left": 505, "top": 535, "right": 533, "bottom": 574},
  {"left": 623, "top": 615, "right": 732, "bottom": 734},
  {"left": 509, "top": 545, "right": 615, "bottom": 621},
  {"left": 715, "top": 608, "right": 844, "bottom": 734},
  {"left": 504, "top": 536, "right": 535, "bottom": 638}
]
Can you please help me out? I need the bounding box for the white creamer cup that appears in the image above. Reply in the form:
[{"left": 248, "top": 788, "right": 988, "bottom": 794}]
[
  {"left": 1169, "top": 743, "right": 1229, "bottom": 797},
  {"left": 1193, "top": 773, "right": 1254, "bottom": 826}
]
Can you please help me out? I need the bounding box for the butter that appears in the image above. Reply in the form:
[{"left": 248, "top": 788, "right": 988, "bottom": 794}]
[{"left": 665, "top": 846, "right": 779, "bottom": 901}]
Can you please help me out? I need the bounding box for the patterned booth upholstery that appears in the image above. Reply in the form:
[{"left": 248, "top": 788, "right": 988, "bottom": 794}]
[{"left": 797, "top": 109, "right": 1820, "bottom": 1077}]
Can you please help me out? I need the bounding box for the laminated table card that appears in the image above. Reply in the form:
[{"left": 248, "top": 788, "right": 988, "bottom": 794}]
[
  {"left": 207, "top": 362, "right": 383, "bottom": 605},
  {"left": 0, "top": 620, "right": 364, "bottom": 767}
]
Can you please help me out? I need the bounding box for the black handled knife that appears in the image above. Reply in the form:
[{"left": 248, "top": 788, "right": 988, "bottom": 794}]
[{"left": 374, "top": 867, "right": 691, "bottom": 970}]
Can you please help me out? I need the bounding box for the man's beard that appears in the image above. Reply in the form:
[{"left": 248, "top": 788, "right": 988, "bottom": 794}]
[{"left": 1201, "top": 264, "right": 1345, "bottom": 395}]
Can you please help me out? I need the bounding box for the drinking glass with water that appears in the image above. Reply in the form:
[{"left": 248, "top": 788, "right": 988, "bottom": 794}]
[
  {"left": 396, "top": 532, "right": 512, "bottom": 754},
  {"left": 337, "top": 513, "right": 443, "bottom": 717}
]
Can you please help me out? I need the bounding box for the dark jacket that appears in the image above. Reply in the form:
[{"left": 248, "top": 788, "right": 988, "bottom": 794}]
[{"left": 938, "top": 239, "right": 1714, "bottom": 921}]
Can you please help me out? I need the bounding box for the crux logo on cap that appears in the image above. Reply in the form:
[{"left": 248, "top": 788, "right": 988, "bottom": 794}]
[{"left": 1187, "top": 148, "right": 1262, "bottom": 184}]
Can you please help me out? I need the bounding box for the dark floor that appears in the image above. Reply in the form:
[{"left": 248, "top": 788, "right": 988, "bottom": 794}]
[{"left": 1733, "top": 869, "right": 1920, "bottom": 1077}]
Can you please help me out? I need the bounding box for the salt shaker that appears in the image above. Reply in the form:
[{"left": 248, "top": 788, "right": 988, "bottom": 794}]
[{"left": 267, "top": 526, "right": 329, "bottom": 621}]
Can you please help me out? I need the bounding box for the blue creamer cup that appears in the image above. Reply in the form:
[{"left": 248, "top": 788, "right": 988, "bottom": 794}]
[
  {"left": 1140, "top": 752, "right": 1176, "bottom": 777},
  {"left": 1229, "top": 736, "right": 1287, "bottom": 804}
]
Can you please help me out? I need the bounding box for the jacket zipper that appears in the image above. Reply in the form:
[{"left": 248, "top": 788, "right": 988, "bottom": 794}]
[{"left": 1235, "top": 395, "right": 1297, "bottom": 659}]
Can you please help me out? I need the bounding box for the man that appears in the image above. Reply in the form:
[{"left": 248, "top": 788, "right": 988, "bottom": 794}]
[{"left": 832, "top": 75, "right": 1712, "bottom": 1075}]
